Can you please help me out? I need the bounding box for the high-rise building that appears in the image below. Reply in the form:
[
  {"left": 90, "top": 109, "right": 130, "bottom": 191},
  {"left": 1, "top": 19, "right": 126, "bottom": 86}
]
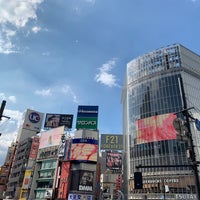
[{"left": 122, "top": 44, "right": 200, "bottom": 199}]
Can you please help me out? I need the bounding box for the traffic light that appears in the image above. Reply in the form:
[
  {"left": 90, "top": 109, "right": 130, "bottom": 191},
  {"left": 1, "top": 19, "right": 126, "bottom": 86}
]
[
  {"left": 0, "top": 100, "right": 6, "bottom": 120},
  {"left": 134, "top": 172, "right": 143, "bottom": 189}
]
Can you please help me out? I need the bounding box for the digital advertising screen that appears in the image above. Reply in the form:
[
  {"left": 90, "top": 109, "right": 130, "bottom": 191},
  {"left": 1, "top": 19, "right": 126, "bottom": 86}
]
[
  {"left": 70, "top": 138, "right": 98, "bottom": 162},
  {"left": 136, "top": 113, "right": 177, "bottom": 144}
]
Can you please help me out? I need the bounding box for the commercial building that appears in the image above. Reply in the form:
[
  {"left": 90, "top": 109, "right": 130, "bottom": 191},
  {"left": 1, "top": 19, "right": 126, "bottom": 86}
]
[
  {"left": 29, "top": 126, "right": 65, "bottom": 200},
  {"left": 100, "top": 134, "right": 123, "bottom": 200},
  {"left": 5, "top": 109, "right": 44, "bottom": 199},
  {"left": 122, "top": 44, "right": 200, "bottom": 199},
  {"left": 0, "top": 142, "right": 17, "bottom": 199}
]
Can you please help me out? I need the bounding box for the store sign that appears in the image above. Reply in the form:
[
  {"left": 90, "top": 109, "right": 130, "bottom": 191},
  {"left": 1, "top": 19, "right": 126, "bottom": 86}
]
[
  {"left": 143, "top": 178, "right": 179, "bottom": 184},
  {"left": 175, "top": 194, "right": 197, "bottom": 199},
  {"left": 68, "top": 193, "right": 92, "bottom": 200}
]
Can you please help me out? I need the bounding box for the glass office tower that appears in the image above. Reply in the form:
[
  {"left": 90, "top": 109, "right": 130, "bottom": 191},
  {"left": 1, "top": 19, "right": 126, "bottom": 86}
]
[{"left": 122, "top": 44, "right": 200, "bottom": 199}]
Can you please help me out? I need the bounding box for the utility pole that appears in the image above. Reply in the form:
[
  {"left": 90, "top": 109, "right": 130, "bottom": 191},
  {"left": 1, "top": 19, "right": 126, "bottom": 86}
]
[
  {"left": 178, "top": 76, "right": 200, "bottom": 199},
  {"left": 0, "top": 100, "right": 11, "bottom": 137},
  {"left": 0, "top": 100, "right": 6, "bottom": 121}
]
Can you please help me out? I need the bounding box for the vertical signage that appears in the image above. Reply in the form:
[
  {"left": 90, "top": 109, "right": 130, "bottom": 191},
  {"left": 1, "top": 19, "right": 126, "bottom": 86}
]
[
  {"left": 76, "top": 105, "right": 98, "bottom": 130},
  {"left": 22, "top": 109, "right": 44, "bottom": 132}
]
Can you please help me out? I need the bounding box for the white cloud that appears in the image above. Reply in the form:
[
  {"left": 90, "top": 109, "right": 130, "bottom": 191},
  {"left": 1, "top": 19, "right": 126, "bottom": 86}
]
[
  {"left": 84, "top": 0, "right": 96, "bottom": 4},
  {"left": 32, "top": 26, "right": 41, "bottom": 33},
  {"left": 61, "top": 85, "right": 78, "bottom": 103},
  {"left": 95, "top": 58, "right": 119, "bottom": 87},
  {"left": 34, "top": 88, "right": 52, "bottom": 96},
  {"left": 42, "top": 51, "right": 50, "bottom": 56},
  {"left": 8, "top": 96, "right": 16, "bottom": 103},
  {"left": 0, "top": 0, "right": 44, "bottom": 54},
  {"left": 0, "top": 0, "right": 43, "bottom": 27},
  {"left": 0, "top": 93, "right": 17, "bottom": 103},
  {"left": 34, "top": 84, "right": 78, "bottom": 103}
]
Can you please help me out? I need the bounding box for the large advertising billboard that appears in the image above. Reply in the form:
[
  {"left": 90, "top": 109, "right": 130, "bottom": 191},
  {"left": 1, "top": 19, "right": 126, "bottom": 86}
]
[
  {"left": 70, "top": 170, "right": 94, "bottom": 193},
  {"left": 76, "top": 105, "right": 98, "bottom": 130},
  {"left": 106, "top": 151, "right": 122, "bottom": 170},
  {"left": 70, "top": 138, "right": 98, "bottom": 162},
  {"left": 22, "top": 109, "right": 44, "bottom": 132},
  {"left": 44, "top": 113, "right": 73, "bottom": 129},
  {"left": 101, "top": 134, "right": 123, "bottom": 150},
  {"left": 136, "top": 113, "right": 177, "bottom": 144},
  {"left": 58, "top": 162, "right": 71, "bottom": 199},
  {"left": 39, "top": 126, "right": 64, "bottom": 149}
]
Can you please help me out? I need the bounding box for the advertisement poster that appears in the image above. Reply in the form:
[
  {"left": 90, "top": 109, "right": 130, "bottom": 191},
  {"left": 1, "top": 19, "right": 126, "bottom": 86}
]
[
  {"left": 70, "top": 170, "right": 94, "bottom": 193},
  {"left": 58, "top": 162, "right": 71, "bottom": 199},
  {"left": 106, "top": 151, "right": 122, "bottom": 170},
  {"left": 39, "top": 126, "right": 64, "bottom": 149}
]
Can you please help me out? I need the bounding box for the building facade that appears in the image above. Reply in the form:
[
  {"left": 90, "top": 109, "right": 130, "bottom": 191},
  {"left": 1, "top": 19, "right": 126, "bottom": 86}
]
[{"left": 122, "top": 44, "right": 200, "bottom": 199}]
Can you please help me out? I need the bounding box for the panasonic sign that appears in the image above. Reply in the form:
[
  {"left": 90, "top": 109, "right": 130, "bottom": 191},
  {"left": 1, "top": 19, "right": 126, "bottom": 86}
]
[{"left": 76, "top": 105, "right": 99, "bottom": 130}]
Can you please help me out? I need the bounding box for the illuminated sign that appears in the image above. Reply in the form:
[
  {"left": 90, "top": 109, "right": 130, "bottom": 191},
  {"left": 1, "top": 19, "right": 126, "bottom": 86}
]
[{"left": 101, "top": 134, "right": 123, "bottom": 150}]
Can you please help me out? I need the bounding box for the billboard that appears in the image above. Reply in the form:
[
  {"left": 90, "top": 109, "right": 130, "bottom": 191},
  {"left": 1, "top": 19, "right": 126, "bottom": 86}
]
[
  {"left": 22, "top": 109, "right": 44, "bottom": 132},
  {"left": 70, "top": 138, "right": 98, "bottom": 162},
  {"left": 39, "top": 126, "right": 64, "bottom": 149},
  {"left": 29, "top": 136, "right": 39, "bottom": 159},
  {"left": 76, "top": 105, "right": 98, "bottom": 130},
  {"left": 101, "top": 134, "right": 123, "bottom": 150},
  {"left": 58, "top": 162, "right": 71, "bottom": 199},
  {"left": 44, "top": 113, "right": 73, "bottom": 129},
  {"left": 106, "top": 151, "right": 122, "bottom": 170},
  {"left": 21, "top": 170, "right": 32, "bottom": 189},
  {"left": 70, "top": 170, "right": 94, "bottom": 192},
  {"left": 136, "top": 113, "right": 177, "bottom": 144}
]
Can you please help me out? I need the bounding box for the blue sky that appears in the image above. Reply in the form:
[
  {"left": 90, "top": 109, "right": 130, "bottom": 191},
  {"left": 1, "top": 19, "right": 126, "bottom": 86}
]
[{"left": 0, "top": 0, "right": 200, "bottom": 165}]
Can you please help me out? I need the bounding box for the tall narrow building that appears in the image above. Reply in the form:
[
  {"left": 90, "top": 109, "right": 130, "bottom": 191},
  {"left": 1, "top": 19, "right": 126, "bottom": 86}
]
[{"left": 122, "top": 44, "right": 200, "bottom": 199}]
